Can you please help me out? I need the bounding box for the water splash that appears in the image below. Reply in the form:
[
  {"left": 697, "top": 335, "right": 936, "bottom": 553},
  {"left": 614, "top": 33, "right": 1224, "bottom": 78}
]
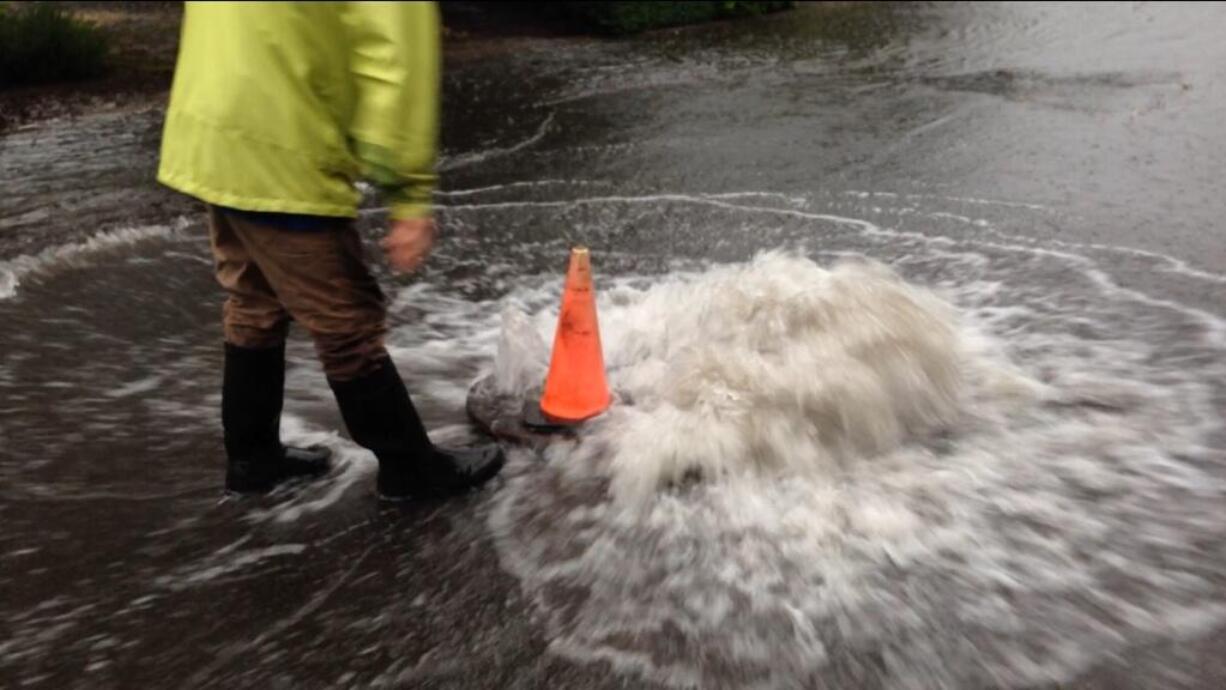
[
  {"left": 0, "top": 218, "right": 192, "bottom": 301},
  {"left": 564, "top": 253, "right": 1032, "bottom": 503},
  {"left": 493, "top": 305, "right": 549, "bottom": 396},
  {"left": 484, "top": 242, "right": 1226, "bottom": 689},
  {"left": 438, "top": 112, "right": 556, "bottom": 172}
]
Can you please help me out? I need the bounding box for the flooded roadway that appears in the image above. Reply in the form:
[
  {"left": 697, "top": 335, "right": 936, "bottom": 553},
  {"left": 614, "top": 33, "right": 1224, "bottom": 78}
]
[{"left": 3, "top": 3, "right": 1226, "bottom": 688}]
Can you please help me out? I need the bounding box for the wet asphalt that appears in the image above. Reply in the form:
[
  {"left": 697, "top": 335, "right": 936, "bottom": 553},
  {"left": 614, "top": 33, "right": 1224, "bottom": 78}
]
[{"left": 3, "top": 3, "right": 1226, "bottom": 688}]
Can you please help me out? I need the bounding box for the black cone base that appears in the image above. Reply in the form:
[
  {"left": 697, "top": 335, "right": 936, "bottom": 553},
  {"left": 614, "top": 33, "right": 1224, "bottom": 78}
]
[{"left": 466, "top": 375, "right": 576, "bottom": 450}]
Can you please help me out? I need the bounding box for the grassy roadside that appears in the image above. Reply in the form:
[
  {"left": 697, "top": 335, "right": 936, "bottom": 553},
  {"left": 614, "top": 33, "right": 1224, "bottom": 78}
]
[{"left": 0, "top": 2, "right": 180, "bottom": 132}]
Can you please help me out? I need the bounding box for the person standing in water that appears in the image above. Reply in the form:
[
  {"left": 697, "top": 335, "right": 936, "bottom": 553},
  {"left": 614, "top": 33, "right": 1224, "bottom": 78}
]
[{"left": 157, "top": 2, "right": 504, "bottom": 499}]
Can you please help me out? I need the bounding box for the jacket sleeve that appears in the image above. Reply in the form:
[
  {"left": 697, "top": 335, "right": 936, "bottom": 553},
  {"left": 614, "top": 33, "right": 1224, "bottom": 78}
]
[{"left": 344, "top": 1, "right": 441, "bottom": 220}]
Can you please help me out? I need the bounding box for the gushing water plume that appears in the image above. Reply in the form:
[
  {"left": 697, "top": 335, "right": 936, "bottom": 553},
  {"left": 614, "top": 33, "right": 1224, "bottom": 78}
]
[
  {"left": 497, "top": 252, "right": 1037, "bottom": 503},
  {"left": 487, "top": 248, "right": 1224, "bottom": 689}
]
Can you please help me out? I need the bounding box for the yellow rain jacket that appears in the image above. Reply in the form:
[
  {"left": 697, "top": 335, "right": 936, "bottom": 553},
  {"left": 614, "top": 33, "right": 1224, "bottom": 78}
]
[{"left": 158, "top": 1, "right": 439, "bottom": 220}]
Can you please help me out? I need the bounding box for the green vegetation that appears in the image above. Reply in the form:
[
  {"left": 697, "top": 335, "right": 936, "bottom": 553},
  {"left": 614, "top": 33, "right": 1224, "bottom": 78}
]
[
  {"left": 560, "top": 1, "right": 795, "bottom": 36},
  {"left": 0, "top": 2, "right": 109, "bottom": 89}
]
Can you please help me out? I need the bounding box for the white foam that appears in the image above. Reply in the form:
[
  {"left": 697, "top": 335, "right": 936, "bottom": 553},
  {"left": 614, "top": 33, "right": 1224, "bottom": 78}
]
[
  {"left": 492, "top": 305, "right": 549, "bottom": 395},
  {"left": 435, "top": 179, "right": 613, "bottom": 198},
  {"left": 65, "top": 188, "right": 1211, "bottom": 688},
  {"left": 438, "top": 112, "right": 556, "bottom": 172},
  {"left": 158, "top": 544, "right": 307, "bottom": 589},
  {"left": 0, "top": 218, "right": 192, "bottom": 300},
  {"left": 478, "top": 232, "right": 1226, "bottom": 688},
  {"left": 568, "top": 253, "right": 1014, "bottom": 503},
  {"left": 104, "top": 376, "right": 164, "bottom": 399},
  {"left": 844, "top": 189, "right": 1050, "bottom": 211},
  {"left": 901, "top": 199, "right": 1226, "bottom": 287},
  {"left": 253, "top": 414, "right": 374, "bottom": 524}
]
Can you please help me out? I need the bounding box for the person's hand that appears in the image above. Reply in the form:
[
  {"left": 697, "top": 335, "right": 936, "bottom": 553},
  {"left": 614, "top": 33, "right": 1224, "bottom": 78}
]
[{"left": 382, "top": 217, "right": 436, "bottom": 273}]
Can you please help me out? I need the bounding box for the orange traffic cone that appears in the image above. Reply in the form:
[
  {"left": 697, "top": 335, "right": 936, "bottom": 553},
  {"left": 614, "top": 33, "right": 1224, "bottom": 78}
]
[{"left": 532, "top": 246, "right": 611, "bottom": 425}]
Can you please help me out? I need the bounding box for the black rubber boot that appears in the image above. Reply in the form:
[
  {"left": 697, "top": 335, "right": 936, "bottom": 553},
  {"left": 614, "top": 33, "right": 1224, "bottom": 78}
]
[
  {"left": 328, "top": 358, "right": 505, "bottom": 501},
  {"left": 223, "top": 343, "right": 331, "bottom": 494}
]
